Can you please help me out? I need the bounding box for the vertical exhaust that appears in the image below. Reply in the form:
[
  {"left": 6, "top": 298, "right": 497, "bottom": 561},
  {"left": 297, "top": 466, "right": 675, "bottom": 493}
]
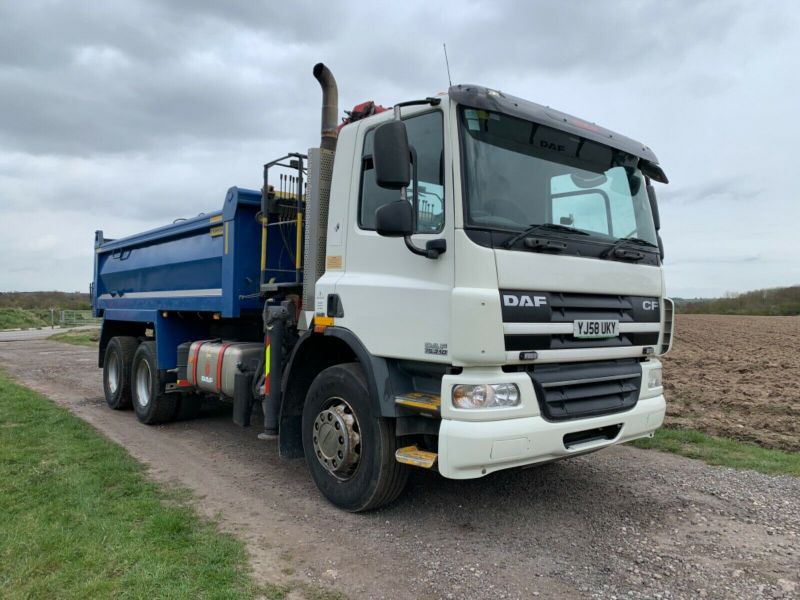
[
  {"left": 313, "top": 62, "right": 338, "bottom": 151},
  {"left": 302, "top": 63, "right": 338, "bottom": 326}
]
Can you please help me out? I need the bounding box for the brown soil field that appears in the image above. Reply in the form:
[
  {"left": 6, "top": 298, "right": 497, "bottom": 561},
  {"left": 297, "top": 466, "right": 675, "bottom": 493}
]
[{"left": 663, "top": 314, "right": 800, "bottom": 452}]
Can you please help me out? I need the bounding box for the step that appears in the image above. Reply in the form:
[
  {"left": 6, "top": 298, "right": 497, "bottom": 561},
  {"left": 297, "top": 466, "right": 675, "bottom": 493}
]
[
  {"left": 395, "top": 445, "right": 438, "bottom": 469},
  {"left": 394, "top": 391, "right": 441, "bottom": 413}
]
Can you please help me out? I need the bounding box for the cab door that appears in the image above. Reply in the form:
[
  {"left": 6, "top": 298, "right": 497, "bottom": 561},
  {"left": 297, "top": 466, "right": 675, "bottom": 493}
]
[{"left": 333, "top": 106, "right": 454, "bottom": 362}]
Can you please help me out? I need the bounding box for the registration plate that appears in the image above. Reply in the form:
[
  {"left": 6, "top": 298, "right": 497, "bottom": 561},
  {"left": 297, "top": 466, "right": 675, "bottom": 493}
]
[{"left": 573, "top": 319, "right": 619, "bottom": 339}]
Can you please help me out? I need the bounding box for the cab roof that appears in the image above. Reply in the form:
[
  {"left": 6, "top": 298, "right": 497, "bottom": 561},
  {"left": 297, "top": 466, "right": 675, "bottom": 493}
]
[{"left": 449, "top": 84, "right": 667, "bottom": 182}]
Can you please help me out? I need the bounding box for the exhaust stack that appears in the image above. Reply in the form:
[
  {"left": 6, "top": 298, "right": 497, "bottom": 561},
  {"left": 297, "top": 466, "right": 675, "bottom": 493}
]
[
  {"left": 302, "top": 63, "right": 338, "bottom": 325},
  {"left": 313, "top": 62, "right": 339, "bottom": 151}
]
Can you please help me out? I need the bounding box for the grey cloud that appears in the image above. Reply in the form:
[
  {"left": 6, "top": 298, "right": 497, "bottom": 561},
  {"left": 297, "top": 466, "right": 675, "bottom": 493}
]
[
  {"left": 0, "top": 1, "right": 333, "bottom": 156},
  {"left": 1, "top": 0, "right": 799, "bottom": 295},
  {"left": 665, "top": 178, "right": 765, "bottom": 205},
  {"left": 434, "top": 0, "right": 749, "bottom": 82},
  {"left": 669, "top": 254, "right": 762, "bottom": 265}
]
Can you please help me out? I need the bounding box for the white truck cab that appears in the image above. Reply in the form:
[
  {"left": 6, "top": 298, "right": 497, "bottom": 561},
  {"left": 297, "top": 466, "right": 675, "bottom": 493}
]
[{"left": 300, "top": 74, "right": 673, "bottom": 498}]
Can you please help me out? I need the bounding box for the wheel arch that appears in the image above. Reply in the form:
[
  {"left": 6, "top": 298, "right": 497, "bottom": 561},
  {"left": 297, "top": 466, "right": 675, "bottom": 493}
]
[
  {"left": 278, "top": 326, "right": 395, "bottom": 458},
  {"left": 98, "top": 320, "right": 147, "bottom": 368}
]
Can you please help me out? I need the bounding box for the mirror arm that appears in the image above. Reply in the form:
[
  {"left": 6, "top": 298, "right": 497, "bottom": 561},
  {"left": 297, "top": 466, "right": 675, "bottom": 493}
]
[
  {"left": 409, "top": 147, "right": 419, "bottom": 230},
  {"left": 387, "top": 103, "right": 444, "bottom": 259},
  {"left": 404, "top": 236, "right": 447, "bottom": 259}
]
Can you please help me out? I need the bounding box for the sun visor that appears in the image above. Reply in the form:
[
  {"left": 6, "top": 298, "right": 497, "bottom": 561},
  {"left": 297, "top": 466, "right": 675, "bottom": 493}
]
[{"left": 450, "top": 84, "right": 663, "bottom": 166}]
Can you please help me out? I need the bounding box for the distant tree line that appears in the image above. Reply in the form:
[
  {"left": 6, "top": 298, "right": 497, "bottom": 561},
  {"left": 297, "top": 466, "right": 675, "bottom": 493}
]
[
  {"left": 0, "top": 292, "right": 91, "bottom": 310},
  {"left": 675, "top": 285, "right": 800, "bottom": 316}
]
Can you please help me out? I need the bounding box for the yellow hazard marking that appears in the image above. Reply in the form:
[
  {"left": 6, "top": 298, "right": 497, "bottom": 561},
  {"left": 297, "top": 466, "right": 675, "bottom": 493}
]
[
  {"left": 295, "top": 212, "right": 303, "bottom": 270},
  {"left": 210, "top": 225, "right": 224, "bottom": 237},
  {"left": 209, "top": 214, "right": 223, "bottom": 223},
  {"left": 260, "top": 218, "right": 268, "bottom": 271},
  {"left": 265, "top": 344, "right": 271, "bottom": 377},
  {"left": 395, "top": 392, "right": 441, "bottom": 412},
  {"left": 314, "top": 315, "right": 334, "bottom": 327},
  {"left": 395, "top": 446, "right": 438, "bottom": 469}
]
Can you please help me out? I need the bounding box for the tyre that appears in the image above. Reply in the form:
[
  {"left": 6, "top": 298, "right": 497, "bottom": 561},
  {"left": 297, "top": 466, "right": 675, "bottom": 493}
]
[
  {"left": 131, "top": 341, "right": 178, "bottom": 425},
  {"left": 102, "top": 336, "right": 138, "bottom": 410},
  {"left": 302, "top": 363, "right": 409, "bottom": 512}
]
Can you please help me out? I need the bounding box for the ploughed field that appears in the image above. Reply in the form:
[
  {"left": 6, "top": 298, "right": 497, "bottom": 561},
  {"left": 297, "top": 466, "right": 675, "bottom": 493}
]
[{"left": 664, "top": 314, "right": 800, "bottom": 452}]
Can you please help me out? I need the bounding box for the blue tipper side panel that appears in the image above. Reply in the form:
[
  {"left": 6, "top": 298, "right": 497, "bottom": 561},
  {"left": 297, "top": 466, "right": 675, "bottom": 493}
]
[{"left": 92, "top": 187, "right": 300, "bottom": 369}]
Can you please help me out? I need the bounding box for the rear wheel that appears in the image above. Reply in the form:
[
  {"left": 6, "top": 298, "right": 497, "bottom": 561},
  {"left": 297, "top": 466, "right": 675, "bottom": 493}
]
[
  {"left": 302, "top": 363, "right": 408, "bottom": 512},
  {"left": 103, "top": 336, "right": 138, "bottom": 410},
  {"left": 131, "top": 341, "right": 178, "bottom": 425}
]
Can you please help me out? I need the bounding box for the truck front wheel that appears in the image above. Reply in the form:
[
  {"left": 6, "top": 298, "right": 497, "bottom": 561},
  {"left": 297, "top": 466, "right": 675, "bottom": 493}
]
[
  {"left": 302, "top": 363, "right": 409, "bottom": 512},
  {"left": 131, "top": 341, "right": 178, "bottom": 425},
  {"left": 103, "top": 336, "right": 138, "bottom": 410}
]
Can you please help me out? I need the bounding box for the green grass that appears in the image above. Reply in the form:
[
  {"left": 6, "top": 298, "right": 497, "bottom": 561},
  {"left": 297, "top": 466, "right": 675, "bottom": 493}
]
[
  {"left": 49, "top": 329, "right": 100, "bottom": 347},
  {"left": 0, "top": 308, "right": 50, "bottom": 330},
  {"left": 630, "top": 427, "right": 800, "bottom": 477},
  {"left": 0, "top": 370, "right": 285, "bottom": 600}
]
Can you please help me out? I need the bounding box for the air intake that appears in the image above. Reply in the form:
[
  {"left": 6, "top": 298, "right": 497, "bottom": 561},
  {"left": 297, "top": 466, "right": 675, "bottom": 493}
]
[{"left": 660, "top": 298, "right": 675, "bottom": 355}]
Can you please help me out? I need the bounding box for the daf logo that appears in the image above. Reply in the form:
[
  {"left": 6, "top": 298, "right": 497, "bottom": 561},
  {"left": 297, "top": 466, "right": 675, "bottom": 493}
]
[
  {"left": 503, "top": 294, "right": 548, "bottom": 308},
  {"left": 642, "top": 300, "right": 659, "bottom": 311},
  {"left": 540, "top": 140, "right": 566, "bottom": 152}
]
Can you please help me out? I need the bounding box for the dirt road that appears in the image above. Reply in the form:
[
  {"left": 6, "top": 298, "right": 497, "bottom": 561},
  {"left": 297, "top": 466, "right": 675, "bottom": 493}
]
[{"left": 1, "top": 340, "right": 798, "bottom": 600}]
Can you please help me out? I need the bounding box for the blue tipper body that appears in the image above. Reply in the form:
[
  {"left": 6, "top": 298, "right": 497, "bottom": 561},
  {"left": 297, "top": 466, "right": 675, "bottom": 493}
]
[{"left": 92, "top": 187, "right": 300, "bottom": 369}]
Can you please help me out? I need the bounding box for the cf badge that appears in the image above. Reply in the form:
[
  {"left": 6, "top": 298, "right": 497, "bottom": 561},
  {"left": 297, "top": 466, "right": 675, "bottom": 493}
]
[{"left": 642, "top": 300, "right": 660, "bottom": 311}]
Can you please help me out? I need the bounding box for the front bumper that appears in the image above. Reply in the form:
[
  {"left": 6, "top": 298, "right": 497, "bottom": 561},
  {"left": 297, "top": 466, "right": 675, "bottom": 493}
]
[{"left": 437, "top": 394, "right": 666, "bottom": 479}]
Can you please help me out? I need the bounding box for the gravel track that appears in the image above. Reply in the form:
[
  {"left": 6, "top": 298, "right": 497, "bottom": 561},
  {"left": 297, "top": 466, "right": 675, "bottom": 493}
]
[{"left": 1, "top": 340, "right": 798, "bottom": 600}]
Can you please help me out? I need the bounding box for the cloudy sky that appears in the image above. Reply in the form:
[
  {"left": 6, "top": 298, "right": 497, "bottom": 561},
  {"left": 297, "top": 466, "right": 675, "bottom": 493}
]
[{"left": 0, "top": 0, "right": 797, "bottom": 298}]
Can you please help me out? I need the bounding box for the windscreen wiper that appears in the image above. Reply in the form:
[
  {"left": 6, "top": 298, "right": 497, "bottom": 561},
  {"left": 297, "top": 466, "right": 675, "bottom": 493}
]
[
  {"left": 503, "top": 223, "right": 589, "bottom": 248},
  {"left": 601, "top": 236, "right": 659, "bottom": 260}
]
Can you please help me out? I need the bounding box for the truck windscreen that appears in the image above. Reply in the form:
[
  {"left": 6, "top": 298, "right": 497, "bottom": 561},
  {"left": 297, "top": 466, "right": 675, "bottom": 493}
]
[{"left": 459, "top": 107, "right": 658, "bottom": 247}]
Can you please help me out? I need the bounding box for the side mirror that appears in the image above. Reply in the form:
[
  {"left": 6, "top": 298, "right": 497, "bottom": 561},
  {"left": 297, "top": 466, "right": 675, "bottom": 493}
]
[
  {"left": 373, "top": 121, "right": 410, "bottom": 189},
  {"left": 646, "top": 183, "right": 661, "bottom": 231},
  {"left": 375, "top": 200, "right": 413, "bottom": 237}
]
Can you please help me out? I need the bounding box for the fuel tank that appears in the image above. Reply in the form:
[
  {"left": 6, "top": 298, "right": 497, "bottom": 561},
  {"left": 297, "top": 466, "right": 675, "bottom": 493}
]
[{"left": 186, "top": 340, "right": 263, "bottom": 397}]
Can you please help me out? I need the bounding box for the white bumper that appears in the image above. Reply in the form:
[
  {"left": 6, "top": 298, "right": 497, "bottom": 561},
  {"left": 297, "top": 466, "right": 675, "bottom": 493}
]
[{"left": 437, "top": 395, "right": 666, "bottom": 479}]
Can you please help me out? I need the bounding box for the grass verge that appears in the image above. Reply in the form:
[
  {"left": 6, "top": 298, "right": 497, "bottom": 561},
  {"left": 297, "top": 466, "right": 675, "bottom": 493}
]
[
  {"left": 0, "top": 370, "right": 284, "bottom": 599},
  {"left": 49, "top": 328, "right": 100, "bottom": 347},
  {"left": 630, "top": 427, "right": 800, "bottom": 477},
  {"left": 0, "top": 307, "right": 49, "bottom": 330}
]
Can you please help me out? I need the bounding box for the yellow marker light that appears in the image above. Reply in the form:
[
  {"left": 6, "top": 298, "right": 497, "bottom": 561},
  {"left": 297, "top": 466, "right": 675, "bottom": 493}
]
[
  {"left": 295, "top": 212, "right": 303, "bottom": 270},
  {"left": 260, "top": 215, "right": 268, "bottom": 272}
]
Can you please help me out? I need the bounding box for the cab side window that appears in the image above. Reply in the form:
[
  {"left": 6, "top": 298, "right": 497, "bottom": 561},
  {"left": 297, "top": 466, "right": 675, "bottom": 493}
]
[{"left": 359, "top": 111, "right": 445, "bottom": 233}]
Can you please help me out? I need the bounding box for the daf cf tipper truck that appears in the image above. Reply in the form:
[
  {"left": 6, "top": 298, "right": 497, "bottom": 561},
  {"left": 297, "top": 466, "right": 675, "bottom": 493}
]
[{"left": 92, "top": 63, "right": 673, "bottom": 511}]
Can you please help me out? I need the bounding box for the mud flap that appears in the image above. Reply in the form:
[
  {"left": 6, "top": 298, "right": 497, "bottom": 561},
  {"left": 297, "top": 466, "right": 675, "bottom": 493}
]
[{"left": 232, "top": 371, "right": 253, "bottom": 427}]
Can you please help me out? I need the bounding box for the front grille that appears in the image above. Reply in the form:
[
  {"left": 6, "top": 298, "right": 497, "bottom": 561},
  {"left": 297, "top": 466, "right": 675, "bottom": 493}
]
[
  {"left": 501, "top": 291, "right": 661, "bottom": 351},
  {"left": 661, "top": 298, "right": 675, "bottom": 354},
  {"left": 527, "top": 359, "right": 642, "bottom": 421},
  {"left": 546, "top": 293, "right": 640, "bottom": 322}
]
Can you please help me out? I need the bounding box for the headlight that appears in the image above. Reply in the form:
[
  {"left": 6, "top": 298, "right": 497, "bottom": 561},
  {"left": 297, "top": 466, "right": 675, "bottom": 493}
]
[
  {"left": 647, "top": 366, "right": 663, "bottom": 389},
  {"left": 452, "top": 383, "right": 520, "bottom": 409}
]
